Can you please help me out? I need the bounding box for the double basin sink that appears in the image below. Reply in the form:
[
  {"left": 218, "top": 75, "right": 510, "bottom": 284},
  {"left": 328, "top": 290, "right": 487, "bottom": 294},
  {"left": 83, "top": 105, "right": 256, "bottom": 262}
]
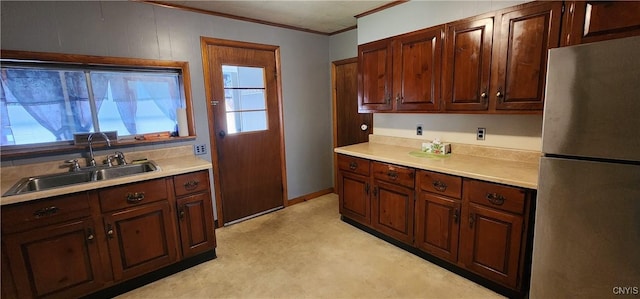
[{"left": 3, "top": 161, "right": 159, "bottom": 196}]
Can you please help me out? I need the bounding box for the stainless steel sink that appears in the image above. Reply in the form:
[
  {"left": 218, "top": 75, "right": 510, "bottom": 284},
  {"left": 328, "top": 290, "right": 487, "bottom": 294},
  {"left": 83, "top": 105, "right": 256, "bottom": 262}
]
[
  {"left": 3, "top": 161, "right": 159, "bottom": 196},
  {"left": 94, "top": 162, "right": 158, "bottom": 180}
]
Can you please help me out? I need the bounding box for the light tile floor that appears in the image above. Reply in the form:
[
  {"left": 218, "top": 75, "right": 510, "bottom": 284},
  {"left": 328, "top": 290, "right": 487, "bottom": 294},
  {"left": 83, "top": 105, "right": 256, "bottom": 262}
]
[{"left": 116, "top": 193, "right": 504, "bottom": 299}]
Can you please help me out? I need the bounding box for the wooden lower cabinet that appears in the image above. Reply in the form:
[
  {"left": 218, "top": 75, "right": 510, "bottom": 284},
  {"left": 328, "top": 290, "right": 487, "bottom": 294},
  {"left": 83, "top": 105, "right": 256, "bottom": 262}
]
[
  {"left": 3, "top": 218, "right": 106, "bottom": 298},
  {"left": 460, "top": 203, "right": 524, "bottom": 289},
  {"left": 415, "top": 192, "right": 460, "bottom": 263},
  {"left": 177, "top": 193, "right": 216, "bottom": 258},
  {"left": 103, "top": 200, "right": 178, "bottom": 281},
  {"left": 371, "top": 180, "right": 414, "bottom": 245},
  {"left": 1, "top": 170, "right": 216, "bottom": 298},
  {"left": 337, "top": 155, "right": 534, "bottom": 295}
]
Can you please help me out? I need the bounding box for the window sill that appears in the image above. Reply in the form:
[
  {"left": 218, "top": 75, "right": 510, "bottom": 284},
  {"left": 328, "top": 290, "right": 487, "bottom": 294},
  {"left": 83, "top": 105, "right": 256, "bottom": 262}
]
[{"left": 1, "top": 136, "right": 197, "bottom": 160}]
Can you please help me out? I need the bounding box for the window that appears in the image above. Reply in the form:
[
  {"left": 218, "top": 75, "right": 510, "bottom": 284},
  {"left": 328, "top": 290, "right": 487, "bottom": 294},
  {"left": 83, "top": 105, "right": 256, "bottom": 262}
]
[
  {"left": 0, "top": 50, "right": 192, "bottom": 155},
  {"left": 222, "top": 65, "right": 268, "bottom": 134}
]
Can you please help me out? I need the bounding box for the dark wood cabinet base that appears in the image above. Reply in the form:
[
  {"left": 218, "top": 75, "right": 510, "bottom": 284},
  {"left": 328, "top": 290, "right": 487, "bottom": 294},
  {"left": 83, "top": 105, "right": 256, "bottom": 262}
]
[
  {"left": 341, "top": 216, "right": 529, "bottom": 299},
  {"left": 82, "top": 250, "right": 216, "bottom": 299}
]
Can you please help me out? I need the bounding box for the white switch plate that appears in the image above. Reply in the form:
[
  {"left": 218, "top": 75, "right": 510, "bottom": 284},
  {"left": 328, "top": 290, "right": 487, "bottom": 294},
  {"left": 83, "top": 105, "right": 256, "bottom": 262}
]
[
  {"left": 477, "top": 128, "right": 486, "bottom": 140},
  {"left": 194, "top": 144, "right": 207, "bottom": 155}
]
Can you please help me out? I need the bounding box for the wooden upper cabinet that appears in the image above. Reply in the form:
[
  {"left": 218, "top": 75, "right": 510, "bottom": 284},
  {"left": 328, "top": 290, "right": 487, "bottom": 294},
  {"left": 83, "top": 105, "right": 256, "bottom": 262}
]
[
  {"left": 561, "top": 1, "right": 640, "bottom": 46},
  {"left": 358, "top": 38, "right": 393, "bottom": 112},
  {"left": 358, "top": 26, "right": 444, "bottom": 113},
  {"left": 492, "top": 1, "right": 562, "bottom": 111},
  {"left": 393, "top": 26, "right": 443, "bottom": 112},
  {"left": 443, "top": 16, "right": 494, "bottom": 111}
]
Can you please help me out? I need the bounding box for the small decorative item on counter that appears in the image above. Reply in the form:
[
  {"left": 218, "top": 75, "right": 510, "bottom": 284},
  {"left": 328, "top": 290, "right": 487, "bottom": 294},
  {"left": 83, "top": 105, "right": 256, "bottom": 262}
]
[{"left": 421, "top": 138, "right": 451, "bottom": 155}]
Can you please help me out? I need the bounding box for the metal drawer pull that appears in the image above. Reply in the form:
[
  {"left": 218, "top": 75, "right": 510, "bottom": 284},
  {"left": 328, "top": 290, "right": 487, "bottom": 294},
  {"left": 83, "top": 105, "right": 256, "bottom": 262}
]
[
  {"left": 387, "top": 171, "right": 398, "bottom": 180},
  {"left": 179, "top": 207, "right": 185, "bottom": 219},
  {"left": 33, "top": 206, "right": 59, "bottom": 218},
  {"left": 453, "top": 208, "right": 459, "bottom": 224},
  {"left": 432, "top": 180, "right": 448, "bottom": 192},
  {"left": 349, "top": 162, "right": 358, "bottom": 170},
  {"left": 184, "top": 180, "right": 200, "bottom": 190},
  {"left": 126, "top": 192, "right": 145, "bottom": 203},
  {"left": 87, "top": 228, "right": 95, "bottom": 241},
  {"left": 486, "top": 193, "right": 506, "bottom": 205}
]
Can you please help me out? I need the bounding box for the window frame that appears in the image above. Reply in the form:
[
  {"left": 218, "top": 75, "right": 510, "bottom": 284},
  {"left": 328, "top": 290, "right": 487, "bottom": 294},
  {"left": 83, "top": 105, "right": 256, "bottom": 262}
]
[{"left": 0, "top": 50, "right": 195, "bottom": 159}]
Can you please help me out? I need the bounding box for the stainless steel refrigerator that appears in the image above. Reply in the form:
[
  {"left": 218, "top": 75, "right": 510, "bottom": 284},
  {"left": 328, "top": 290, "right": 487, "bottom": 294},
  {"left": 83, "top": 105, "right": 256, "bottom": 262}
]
[{"left": 530, "top": 36, "right": 640, "bottom": 298}]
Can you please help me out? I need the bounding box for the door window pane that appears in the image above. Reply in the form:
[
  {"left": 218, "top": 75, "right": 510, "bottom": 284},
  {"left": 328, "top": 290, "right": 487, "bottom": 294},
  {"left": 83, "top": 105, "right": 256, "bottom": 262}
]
[{"left": 223, "top": 65, "right": 268, "bottom": 134}]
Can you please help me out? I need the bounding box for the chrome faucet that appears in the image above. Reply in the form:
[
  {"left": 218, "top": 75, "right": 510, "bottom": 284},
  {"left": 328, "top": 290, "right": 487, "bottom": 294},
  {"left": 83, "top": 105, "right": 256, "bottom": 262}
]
[{"left": 87, "top": 132, "right": 111, "bottom": 167}]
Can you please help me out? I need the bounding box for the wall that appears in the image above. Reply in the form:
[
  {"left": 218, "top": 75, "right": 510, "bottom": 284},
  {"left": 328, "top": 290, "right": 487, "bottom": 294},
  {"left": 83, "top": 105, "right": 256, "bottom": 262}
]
[
  {"left": 357, "top": 0, "right": 543, "bottom": 151},
  {"left": 0, "top": 1, "right": 333, "bottom": 201}
]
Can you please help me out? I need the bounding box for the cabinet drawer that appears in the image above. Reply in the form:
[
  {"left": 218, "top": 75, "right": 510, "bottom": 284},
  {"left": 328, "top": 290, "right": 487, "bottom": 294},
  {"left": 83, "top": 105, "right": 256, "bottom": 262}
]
[
  {"left": 418, "top": 170, "right": 462, "bottom": 199},
  {"left": 1, "top": 192, "right": 90, "bottom": 234},
  {"left": 99, "top": 178, "right": 168, "bottom": 212},
  {"left": 464, "top": 179, "right": 526, "bottom": 214},
  {"left": 337, "top": 154, "right": 371, "bottom": 176},
  {"left": 372, "top": 161, "right": 415, "bottom": 188},
  {"left": 174, "top": 170, "right": 210, "bottom": 197}
]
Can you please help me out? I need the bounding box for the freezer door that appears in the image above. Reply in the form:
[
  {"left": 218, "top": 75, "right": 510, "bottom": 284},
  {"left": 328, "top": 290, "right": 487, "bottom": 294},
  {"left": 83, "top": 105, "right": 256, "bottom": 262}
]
[
  {"left": 530, "top": 157, "right": 640, "bottom": 298},
  {"left": 542, "top": 36, "right": 640, "bottom": 162}
]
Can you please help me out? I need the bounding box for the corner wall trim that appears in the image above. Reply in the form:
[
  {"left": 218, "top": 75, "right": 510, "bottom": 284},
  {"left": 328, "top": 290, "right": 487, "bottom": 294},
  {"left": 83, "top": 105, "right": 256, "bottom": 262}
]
[{"left": 287, "top": 188, "right": 335, "bottom": 206}]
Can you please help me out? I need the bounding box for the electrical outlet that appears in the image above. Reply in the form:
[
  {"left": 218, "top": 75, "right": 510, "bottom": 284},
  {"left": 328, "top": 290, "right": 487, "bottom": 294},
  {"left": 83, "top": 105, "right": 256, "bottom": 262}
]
[
  {"left": 416, "top": 124, "right": 423, "bottom": 136},
  {"left": 477, "top": 128, "right": 486, "bottom": 140},
  {"left": 194, "top": 144, "right": 207, "bottom": 155}
]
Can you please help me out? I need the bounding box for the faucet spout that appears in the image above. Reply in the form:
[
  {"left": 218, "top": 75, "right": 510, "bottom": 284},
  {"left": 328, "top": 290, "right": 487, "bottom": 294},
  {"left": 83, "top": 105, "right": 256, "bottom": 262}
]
[{"left": 88, "top": 132, "right": 112, "bottom": 167}]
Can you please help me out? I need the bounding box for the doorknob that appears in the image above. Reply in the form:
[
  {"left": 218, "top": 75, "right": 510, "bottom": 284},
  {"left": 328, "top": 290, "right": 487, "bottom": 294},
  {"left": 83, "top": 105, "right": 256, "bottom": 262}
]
[
  {"left": 218, "top": 130, "right": 226, "bottom": 138},
  {"left": 360, "top": 123, "right": 368, "bottom": 131}
]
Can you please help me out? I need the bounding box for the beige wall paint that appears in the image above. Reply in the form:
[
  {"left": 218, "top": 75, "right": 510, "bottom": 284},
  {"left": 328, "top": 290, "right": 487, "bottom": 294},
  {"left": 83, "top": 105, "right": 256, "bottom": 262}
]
[{"left": 374, "top": 114, "right": 542, "bottom": 151}]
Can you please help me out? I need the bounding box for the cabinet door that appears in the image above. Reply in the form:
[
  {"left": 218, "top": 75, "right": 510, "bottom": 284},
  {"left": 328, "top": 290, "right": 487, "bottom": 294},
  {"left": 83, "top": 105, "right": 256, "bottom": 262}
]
[
  {"left": 338, "top": 170, "right": 371, "bottom": 225},
  {"left": 104, "top": 201, "right": 178, "bottom": 281},
  {"left": 358, "top": 38, "right": 393, "bottom": 112},
  {"left": 371, "top": 180, "right": 414, "bottom": 245},
  {"left": 561, "top": 1, "right": 640, "bottom": 46},
  {"left": 493, "top": 2, "right": 562, "bottom": 111},
  {"left": 460, "top": 203, "right": 523, "bottom": 289},
  {"left": 3, "top": 219, "right": 106, "bottom": 298},
  {"left": 415, "top": 192, "right": 460, "bottom": 263},
  {"left": 393, "top": 26, "right": 443, "bottom": 111},
  {"left": 443, "top": 16, "right": 494, "bottom": 111},
  {"left": 177, "top": 193, "right": 216, "bottom": 258}
]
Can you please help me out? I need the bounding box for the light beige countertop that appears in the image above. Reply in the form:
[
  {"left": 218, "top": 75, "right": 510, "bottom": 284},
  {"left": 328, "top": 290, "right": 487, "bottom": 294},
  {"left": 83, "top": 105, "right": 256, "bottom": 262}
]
[
  {"left": 1, "top": 145, "right": 212, "bottom": 206},
  {"left": 334, "top": 135, "right": 541, "bottom": 189}
]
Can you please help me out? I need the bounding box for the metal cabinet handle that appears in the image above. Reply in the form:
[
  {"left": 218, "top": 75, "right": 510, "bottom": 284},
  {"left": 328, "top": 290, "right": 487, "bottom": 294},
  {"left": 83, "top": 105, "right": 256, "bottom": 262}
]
[
  {"left": 349, "top": 162, "right": 358, "bottom": 170},
  {"left": 184, "top": 180, "right": 199, "bottom": 190},
  {"left": 396, "top": 93, "right": 403, "bottom": 102},
  {"left": 469, "top": 213, "right": 476, "bottom": 228},
  {"left": 496, "top": 91, "right": 503, "bottom": 98},
  {"left": 387, "top": 171, "right": 398, "bottom": 180},
  {"left": 432, "top": 180, "right": 448, "bottom": 192},
  {"left": 106, "top": 224, "right": 114, "bottom": 239},
  {"left": 126, "top": 192, "right": 145, "bottom": 203},
  {"left": 373, "top": 186, "right": 378, "bottom": 197},
  {"left": 486, "top": 193, "right": 506, "bottom": 206},
  {"left": 365, "top": 183, "right": 370, "bottom": 195},
  {"left": 480, "top": 92, "right": 487, "bottom": 99},
  {"left": 453, "top": 208, "right": 459, "bottom": 224},
  {"left": 33, "top": 206, "right": 59, "bottom": 218},
  {"left": 87, "top": 228, "right": 95, "bottom": 241},
  {"left": 179, "top": 207, "right": 185, "bottom": 219}
]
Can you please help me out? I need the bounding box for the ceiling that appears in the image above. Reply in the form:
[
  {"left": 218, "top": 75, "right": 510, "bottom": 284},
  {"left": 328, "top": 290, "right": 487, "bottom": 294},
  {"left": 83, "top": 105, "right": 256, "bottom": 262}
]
[{"left": 144, "top": 1, "right": 398, "bottom": 35}]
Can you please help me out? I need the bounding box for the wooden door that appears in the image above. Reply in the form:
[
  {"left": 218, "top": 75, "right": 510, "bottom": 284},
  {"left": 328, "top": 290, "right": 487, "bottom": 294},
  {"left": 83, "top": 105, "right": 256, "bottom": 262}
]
[
  {"left": 358, "top": 38, "right": 393, "bottom": 112},
  {"left": 3, "top": 219, "right": 106, "bottom": 298},
  {"left": 460, "top": 203, "right": 523, "bottom": 289},
  {"left": 203, "top": 39, "right": 285, "bottom": 224},
  {"left": 561, "top": 1, "right": 640, "bottom": 46},
  {"left": 415, "top": 192, "right": 460, "bottom": 263},
  {"left": 394, "top": 26, "right": 444, "bottom": 112},
  {"left": 338, "top": 170, "right": 371, "bottom": 226},
  {"left": 371, "top": 180, "right": 414, "bottom": 245},
  {"left": 177, "top": 193, "right": 216, "bottom": 258},
  {"left": 443, "top": 16, "right": 494, "bottom": 111},
  {"left": 493, "top": 2, "right": 562, "bottom": 111},
  {"left": 104, "top": 201, "right": 178, "bottom": 281},
  {"left": 334, "top": 58, "right": 372, "bottom": 147}
]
